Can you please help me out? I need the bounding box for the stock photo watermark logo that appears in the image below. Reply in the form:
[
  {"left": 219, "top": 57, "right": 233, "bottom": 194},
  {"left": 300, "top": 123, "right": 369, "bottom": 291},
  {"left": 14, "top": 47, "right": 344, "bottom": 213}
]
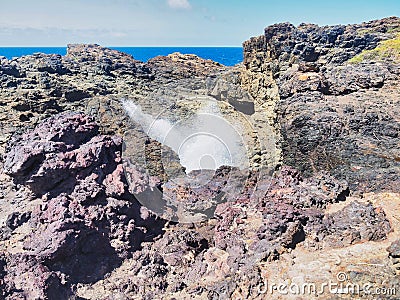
[
  {"left": 256, "top": 272, "right": 397, "bottom": 297},
  {"left": 121, "top": 93, "right": 274, "bottom": 223}
]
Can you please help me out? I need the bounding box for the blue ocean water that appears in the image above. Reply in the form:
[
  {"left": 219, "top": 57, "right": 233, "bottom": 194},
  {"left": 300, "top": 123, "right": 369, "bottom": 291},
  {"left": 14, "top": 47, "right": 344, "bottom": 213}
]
[
  {"left": 0, "top": 47, "right": 243, "bottom": 66},
  {"left": 0, "top": 47, "right": 67, "bottom": 59}
]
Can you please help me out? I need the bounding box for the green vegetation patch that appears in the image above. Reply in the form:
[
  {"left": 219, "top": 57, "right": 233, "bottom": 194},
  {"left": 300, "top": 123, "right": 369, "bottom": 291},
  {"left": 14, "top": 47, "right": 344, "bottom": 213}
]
[{"left": 349, "top": 34, "right": 400, "bottom": 64}]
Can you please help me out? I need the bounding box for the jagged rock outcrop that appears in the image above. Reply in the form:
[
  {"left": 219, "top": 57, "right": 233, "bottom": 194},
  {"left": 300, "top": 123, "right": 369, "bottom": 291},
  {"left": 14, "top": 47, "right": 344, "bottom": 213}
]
[
  {"left": 242, "top": 16, "right": 400, "bottom": 192},
  {"left": 2, "top": 111, "right": 394, "bottom": 299},
  {"left": 0, "top": 16, "right": 399, "bottom": 300},
  {"left": 147, "top": 52, "right": 227, "bottom": 79},
  {"left": 1, "top": 112, "right": 165, "bottom": 298}
]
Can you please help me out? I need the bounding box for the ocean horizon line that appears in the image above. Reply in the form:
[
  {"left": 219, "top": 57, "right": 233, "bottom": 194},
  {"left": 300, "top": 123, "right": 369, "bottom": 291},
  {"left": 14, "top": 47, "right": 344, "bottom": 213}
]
[
  {"left": 0, "top": 46, "right": 244, "bottom": 66},
  {"left": 0, "top": 45, "right": 243, "bottom": 48}
]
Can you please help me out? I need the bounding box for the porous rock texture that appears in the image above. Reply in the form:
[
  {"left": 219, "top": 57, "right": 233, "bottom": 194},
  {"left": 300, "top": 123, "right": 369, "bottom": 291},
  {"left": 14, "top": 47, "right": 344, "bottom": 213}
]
[
  {"left": 242, "top": 16, "right": 400, "bottom": 193},
  {"left": 0, "top": 17, "right": 399, "bottom": 300}
]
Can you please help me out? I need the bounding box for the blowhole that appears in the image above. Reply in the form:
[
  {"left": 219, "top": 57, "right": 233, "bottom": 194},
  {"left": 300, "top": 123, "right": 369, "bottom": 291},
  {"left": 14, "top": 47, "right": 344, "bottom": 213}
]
[{"left": 199, "top": 154, "right": 216, "bottom": 170}]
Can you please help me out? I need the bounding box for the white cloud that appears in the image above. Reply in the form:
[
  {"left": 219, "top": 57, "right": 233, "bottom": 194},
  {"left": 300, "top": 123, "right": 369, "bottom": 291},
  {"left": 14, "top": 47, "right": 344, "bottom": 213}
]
[{"left": 167, "top": 0, "right": 191, "bottom": 9}]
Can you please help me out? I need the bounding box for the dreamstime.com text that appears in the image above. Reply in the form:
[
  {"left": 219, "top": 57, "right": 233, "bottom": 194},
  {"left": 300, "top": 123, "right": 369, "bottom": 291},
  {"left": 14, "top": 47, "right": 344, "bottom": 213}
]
[{"left": 256, "top": 272, "right": 397, "bottom": 297}]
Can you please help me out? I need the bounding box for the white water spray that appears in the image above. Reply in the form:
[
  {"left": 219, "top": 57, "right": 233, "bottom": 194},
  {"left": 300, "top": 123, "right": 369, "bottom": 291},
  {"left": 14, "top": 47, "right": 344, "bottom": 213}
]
[{"left": 122, "top": 99, "right": 248, "bottom": 173}]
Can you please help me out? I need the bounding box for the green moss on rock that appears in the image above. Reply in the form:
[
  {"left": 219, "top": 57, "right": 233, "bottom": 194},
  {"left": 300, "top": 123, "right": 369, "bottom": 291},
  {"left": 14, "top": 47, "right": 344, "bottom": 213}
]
[{"left": 349, "top": 34, "right": 400, "bottom": 63}]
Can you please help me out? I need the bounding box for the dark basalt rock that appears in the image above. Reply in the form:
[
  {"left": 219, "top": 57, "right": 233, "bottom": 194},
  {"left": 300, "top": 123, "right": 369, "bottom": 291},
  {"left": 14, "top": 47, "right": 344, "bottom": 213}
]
[
  {"left": 3, "top": 111, "right": 388, "bottom": 299},
  {"left": 64, "top": 88, "right": 90, "bottom": 102},
  {"left": 66, "top": 44, "right": 154, "bottom": 78},
  {"left": 0, "top": 63, "right": 25, "bottom": 78},
  {"left": 6, "top": 211, "right": 31, "bottom": 230},
  {"left": 243, "top": 16, "right": 400, "bottom": 193},
  {"left": 147, "top": 52, "right": 227, "bottom": 80},
  {"left": 1, "top": 112, "right": 165, "bottom": 296},
  {"left": 311, "top": 201, "right": 391, "bottom": 248},
  {"left": 2, "top": 254, "right": 72, "bottom": 299},
  {"left": 388, "top": 239, "right": 400, "bottom": 258},
  {"left": 213, "top": 166, "right": 351, "bottom": 259},
  {"left": 161, "top": 166, "right": 249, "bottom": 222},
  {"left": 244, "top": 17, "right": 399, "bottom": 67},
  {"left": 4, "top": 112, "right": 101, "bottom": 194},
  {"left": 0, "top": 16, "right": 398, "bottom": 299},
  {"left": 36, "top": 54, "right": 71, "bottom": 75}
]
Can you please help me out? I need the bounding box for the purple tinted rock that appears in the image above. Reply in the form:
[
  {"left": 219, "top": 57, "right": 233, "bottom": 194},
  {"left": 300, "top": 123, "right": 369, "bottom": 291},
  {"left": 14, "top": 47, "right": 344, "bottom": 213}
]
[
  {"left": 1, "top": 112, "right": 165, "bottom": 294},
  {"left": 388, "top": 239, "right": 400, "bottom": 258},
  {"left": 3, "top": 112, "right": 124, "bottom": 197},
  {"left": 311, "top": 201, "right": 391, "bottom": 248},
  {"left": 4, "top": 112, "right": 98, "bottom": 179},
  {"left": 2, "top": 254, "right": 72, "bottom": 299}
]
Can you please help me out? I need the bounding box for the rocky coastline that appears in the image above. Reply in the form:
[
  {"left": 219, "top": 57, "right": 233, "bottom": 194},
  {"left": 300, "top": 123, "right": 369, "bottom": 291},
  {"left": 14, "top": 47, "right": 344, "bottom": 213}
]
[{"left": 0, "top": 17, "right": 399, "bottom": 299}]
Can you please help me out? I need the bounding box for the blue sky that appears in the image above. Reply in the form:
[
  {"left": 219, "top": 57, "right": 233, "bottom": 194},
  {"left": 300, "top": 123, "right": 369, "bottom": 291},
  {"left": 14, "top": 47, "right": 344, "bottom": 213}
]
[{"left": 0, "top": 0, "right": 399, "bottom": 46}]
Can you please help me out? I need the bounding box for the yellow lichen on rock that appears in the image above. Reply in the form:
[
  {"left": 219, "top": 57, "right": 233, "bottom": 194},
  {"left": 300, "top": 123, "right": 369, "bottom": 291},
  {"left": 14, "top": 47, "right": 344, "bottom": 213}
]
[{"left": 349, "top": 34, "right": 400, "bottom": 63}]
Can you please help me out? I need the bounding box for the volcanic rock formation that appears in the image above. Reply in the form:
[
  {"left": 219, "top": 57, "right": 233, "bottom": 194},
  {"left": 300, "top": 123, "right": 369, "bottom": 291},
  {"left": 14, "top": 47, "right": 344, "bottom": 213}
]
[{"left": 0, "top": 17, "right": 399, "bottom": 299}]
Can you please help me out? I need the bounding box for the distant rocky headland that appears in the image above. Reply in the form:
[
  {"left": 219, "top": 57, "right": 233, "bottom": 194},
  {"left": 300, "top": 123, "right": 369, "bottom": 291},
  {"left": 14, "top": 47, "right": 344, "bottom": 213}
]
[{"left": 0, "top": 17, "right": 399, "bottom": 299}]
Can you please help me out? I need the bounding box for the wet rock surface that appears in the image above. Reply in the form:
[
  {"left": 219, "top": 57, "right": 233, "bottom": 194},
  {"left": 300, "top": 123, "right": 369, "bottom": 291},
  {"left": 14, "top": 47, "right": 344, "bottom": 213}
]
[{"left": 0, "top": 17, "right": 399, "bottom": 300}]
